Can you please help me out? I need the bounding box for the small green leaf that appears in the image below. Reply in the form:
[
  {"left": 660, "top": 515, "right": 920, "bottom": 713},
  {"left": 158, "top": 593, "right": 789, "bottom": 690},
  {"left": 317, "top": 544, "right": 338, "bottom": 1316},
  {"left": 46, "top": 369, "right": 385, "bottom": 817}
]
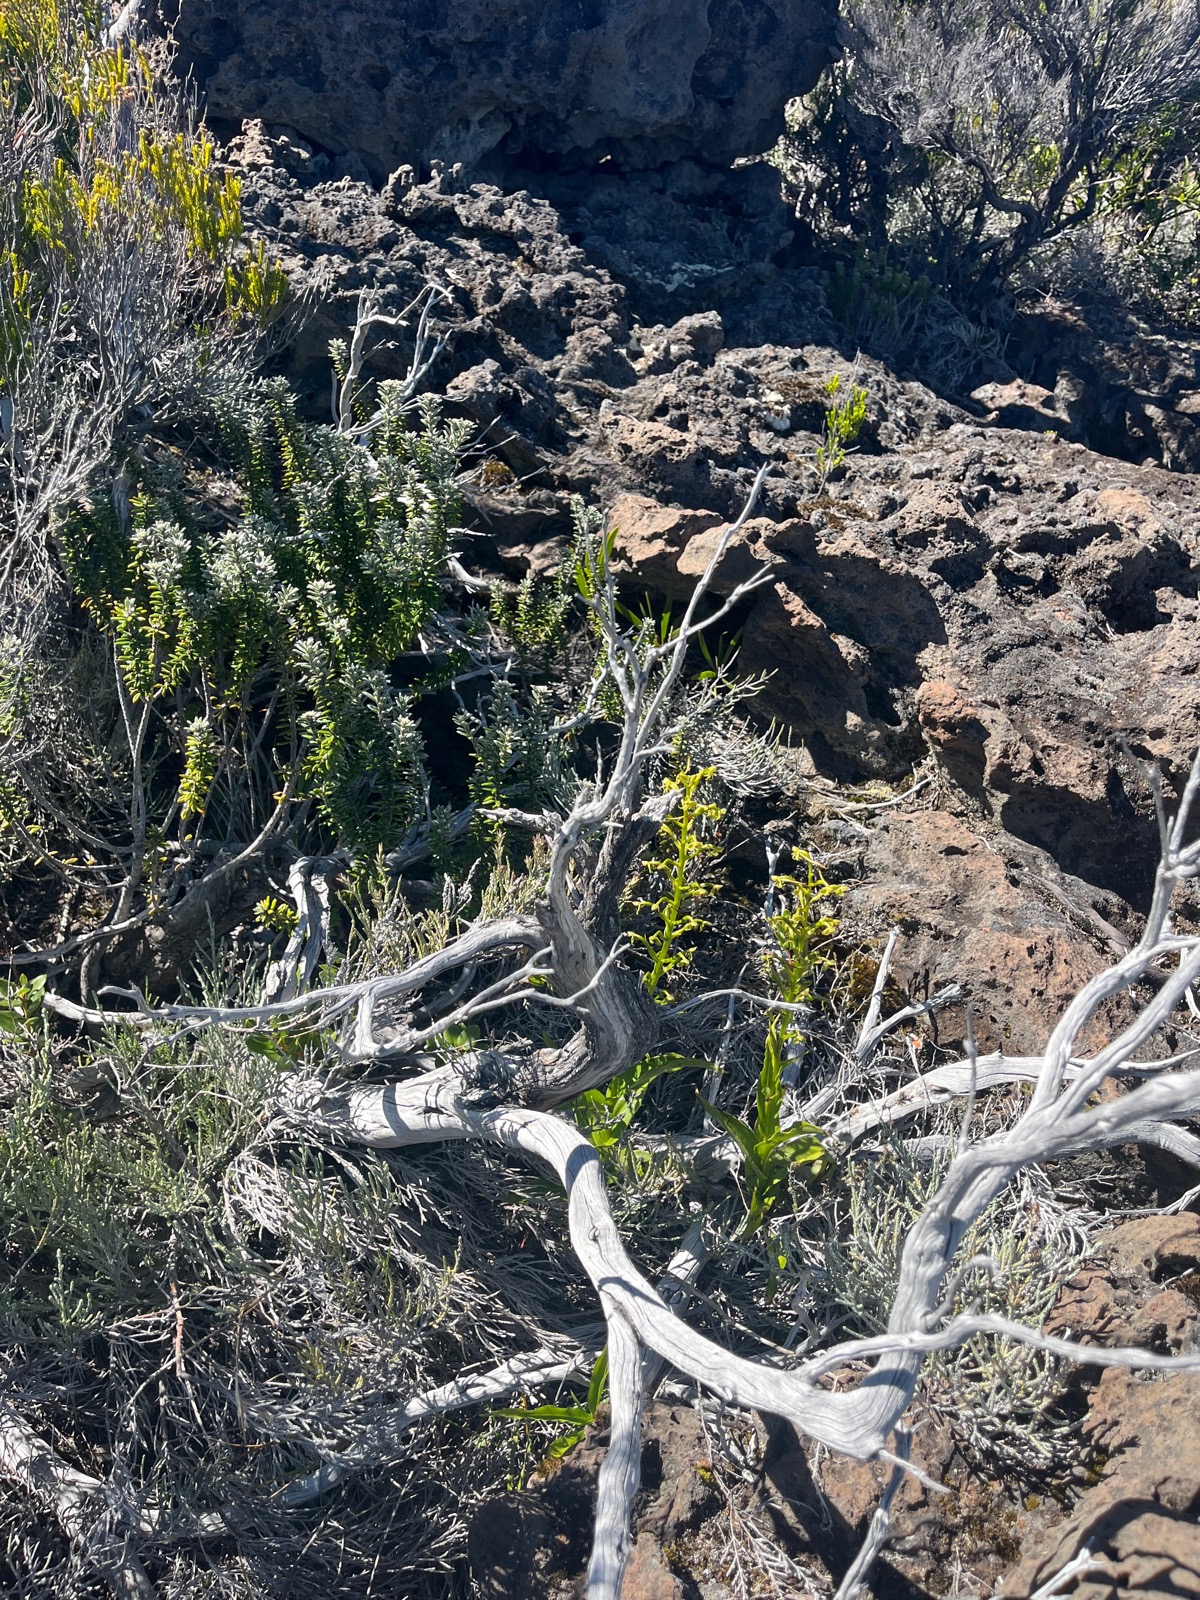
[
  {"left": 585, "top": 1347, "right": 609, "bottom": 1415},
  {"left": 494, "top": 1404, "right": 595, "bottom": 1425}
]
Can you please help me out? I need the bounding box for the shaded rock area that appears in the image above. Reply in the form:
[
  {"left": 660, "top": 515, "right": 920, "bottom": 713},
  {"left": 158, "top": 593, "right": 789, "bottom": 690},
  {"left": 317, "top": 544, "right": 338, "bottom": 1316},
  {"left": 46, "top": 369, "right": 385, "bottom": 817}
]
[
  {"left": 1002, "top": 302, "right": 1200, "bottom": 474},
  {"left": 467, "top": 1402, "right": 725, "bottom": 1599},
  {"left": 839, "top": 809, "right": 1135, "bottom": 1056},
  {"left": 221, "top": 136, "right": 1200, "bottom": 1068},
  {"left": 169, "top": 0, "right": 837, "bottom": 182},
  {"left": 462, "top": 1218, "right": 1200, "bottom": 1598}
]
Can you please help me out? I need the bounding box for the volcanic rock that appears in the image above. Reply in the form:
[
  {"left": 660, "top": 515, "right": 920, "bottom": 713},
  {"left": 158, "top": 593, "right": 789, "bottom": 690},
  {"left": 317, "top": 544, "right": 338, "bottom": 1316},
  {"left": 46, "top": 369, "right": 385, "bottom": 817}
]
[
  {"left": 220, "top": 143, "right": 1200, "bottom": 1073},
  {"left": 171, "top": 0, "right": 838, "bottom": 182},
  {"left": 998, "top": 1219, "right": 1200, "bottom": 1600}
]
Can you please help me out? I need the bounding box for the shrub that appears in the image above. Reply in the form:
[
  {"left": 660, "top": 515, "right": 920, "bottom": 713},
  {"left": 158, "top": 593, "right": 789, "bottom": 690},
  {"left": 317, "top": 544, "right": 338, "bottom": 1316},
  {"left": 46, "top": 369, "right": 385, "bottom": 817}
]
[
  {"left": 783, "top": 0, "right": 1200, "bottom": 328},
  {"left": 43, "top": 385, "right": 470, "bottom": 883},
  {"left": 0, "top": 0, "right": 294, "bottom": 915},
  {"left": 0, "top": 0, "right": 284, "bottom": 613}
]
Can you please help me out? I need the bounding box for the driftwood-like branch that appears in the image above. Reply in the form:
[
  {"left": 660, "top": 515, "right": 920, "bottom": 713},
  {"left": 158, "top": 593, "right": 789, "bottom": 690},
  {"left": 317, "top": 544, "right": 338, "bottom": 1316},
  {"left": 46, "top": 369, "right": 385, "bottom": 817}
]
[
  {"left": 151, "top": 1219, "right": 711, "bottom": 1542},
  {"left": 334, "top": 283, "right": 450, "bottom": 434},
  {"left": 0, "top": 1400, "right": 154, "bottom": 1599},
  {"left": 95, "top": 459, "right": 1200, "bottom": 1598},
  {"left": 833, "top": 1427, "right": 910, "bottom": 1600},
  {"left": 306, "top": 773, "right": 1200, "bottom": 1595},
  {"left": 261, "top": 852, "right": 347, "bottom": 1003}
]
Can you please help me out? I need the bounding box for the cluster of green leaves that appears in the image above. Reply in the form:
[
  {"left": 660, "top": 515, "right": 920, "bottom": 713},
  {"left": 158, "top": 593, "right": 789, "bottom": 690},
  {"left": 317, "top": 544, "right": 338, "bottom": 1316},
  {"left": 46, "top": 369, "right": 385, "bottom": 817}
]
[
  {"left": 701, "top": 853, "right": 843, "bottom": 1238},
  {"left": 0, "top": 0, "right": 285, "bottom": 374},
  {"left": 495, "top": 1347, "right": 609, "bottom": 1474},
  {"left": 58, "top": 386, "right": 470, "bottom": 855},
  {"left": 459, "top": 678, "right": 573, "bottom": 827},
  {"left": 1086, "top": 139, "right": 1200, "bottom": 326},
  {"left": 573, "top": 1052, "right": 709, "bottom": 1169},
  {"left": 486, "top": 497, "right": 613, "bottom": 672},
  {"left": 489, "top": 532, "right": 583, "bottom": 666},
  {"left": 627, "top": 766, "right": 724, "bottom": 1000},
  {"left": 815, "top": 374, "right": 869, "bottom": 488},
  {"left": 0, "top": 971, "right": 45, "bottom": 1034},
  {"left": 460, "top": 502, "right": 614, "bottom": 844},
  {"left": 254, "top": 893, "right": 299, "bottom": 935}
]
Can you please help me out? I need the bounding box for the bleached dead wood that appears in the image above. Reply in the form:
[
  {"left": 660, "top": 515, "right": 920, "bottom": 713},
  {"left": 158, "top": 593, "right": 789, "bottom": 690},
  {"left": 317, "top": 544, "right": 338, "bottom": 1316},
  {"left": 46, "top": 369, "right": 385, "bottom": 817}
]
[
  {"left": 0, "top": 1400, "right": 154, "bottom": 1599},
  {"left": 334, "top": 283, "right": 450, "bottom": 434},
  {"left": 89, "top": 466, "right": 1200, "bottom": 1599}
]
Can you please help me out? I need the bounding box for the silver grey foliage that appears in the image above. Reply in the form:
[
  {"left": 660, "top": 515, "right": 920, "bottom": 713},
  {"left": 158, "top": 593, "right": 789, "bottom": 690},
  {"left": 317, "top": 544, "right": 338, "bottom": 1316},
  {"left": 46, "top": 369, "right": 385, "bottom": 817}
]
[{"left": 793, "top": 0, "right": 1200, "bottom": 306}]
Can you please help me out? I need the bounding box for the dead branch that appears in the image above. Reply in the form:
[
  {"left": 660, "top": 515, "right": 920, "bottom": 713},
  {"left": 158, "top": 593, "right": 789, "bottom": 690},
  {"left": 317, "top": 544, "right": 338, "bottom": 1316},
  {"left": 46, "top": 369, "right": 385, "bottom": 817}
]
[
  {"left": 89, "top": 458, "right": 1200, "bottom": 1598},
  {"left": 0, "top": 1400, "right": 155, "bottom": 1599}
]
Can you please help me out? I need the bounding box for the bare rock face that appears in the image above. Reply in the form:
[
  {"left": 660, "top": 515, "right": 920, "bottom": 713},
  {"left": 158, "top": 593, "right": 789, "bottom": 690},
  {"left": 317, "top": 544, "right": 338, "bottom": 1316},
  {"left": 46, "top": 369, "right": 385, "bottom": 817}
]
[
  {"left": 998, "top": 1215, "right": 1200, "bottom": 1600},
  {"left": 841, "top": 810, "right": 1131, "bottom": 1056},
  {"left": 466, "top": 1401, "right": 724, "bottom": 1598},
  {"left": 171, "top": 0, "right": 837, "bottom": 181},
  {"left": 817, "top": 1216, "right": 1200, "bottom": 1600}
]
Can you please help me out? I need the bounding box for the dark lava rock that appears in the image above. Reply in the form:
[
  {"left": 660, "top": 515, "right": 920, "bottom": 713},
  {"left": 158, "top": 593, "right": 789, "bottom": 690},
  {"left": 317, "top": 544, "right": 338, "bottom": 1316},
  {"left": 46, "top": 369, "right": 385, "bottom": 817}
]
[
  {"left": 467, "top": 1401, "right": 723, "bottom": 1599},
  {"left": 170, "top": 0, "right": 837, "bottom": 182},
  {"left": 219, "top": 145, "right": 1200, "bottom": 1043}
]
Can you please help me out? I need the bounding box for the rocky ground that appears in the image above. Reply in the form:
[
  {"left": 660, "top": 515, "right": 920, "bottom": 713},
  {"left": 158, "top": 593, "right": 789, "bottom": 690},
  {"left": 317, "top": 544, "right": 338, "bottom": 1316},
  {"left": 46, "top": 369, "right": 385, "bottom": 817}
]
[
  {"left": 467, "top": 1213, "right": 1200, "bottom": 1598},
  {"left": 214, "top": 120, "right": 1200, "bottom": 1598}
]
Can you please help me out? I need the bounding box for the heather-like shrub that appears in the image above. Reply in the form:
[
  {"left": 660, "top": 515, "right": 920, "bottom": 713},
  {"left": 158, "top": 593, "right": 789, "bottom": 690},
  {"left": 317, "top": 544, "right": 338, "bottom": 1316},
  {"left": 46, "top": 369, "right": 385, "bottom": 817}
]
[
  {"left": 783, "top": 0, "right": 1200, "bottom": 329},
  {"left": 57, "top": 386, "right": 469, "bottom": 865},
  {"left": 0, "top": 0, "right": 284, "bottom": 616}
]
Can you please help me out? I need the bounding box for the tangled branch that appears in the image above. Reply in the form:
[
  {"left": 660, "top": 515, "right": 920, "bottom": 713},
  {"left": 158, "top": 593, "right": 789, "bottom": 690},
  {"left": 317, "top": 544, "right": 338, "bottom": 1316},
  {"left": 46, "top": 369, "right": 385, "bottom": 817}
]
[{"left": 60, "top": 466, "right": 1200, "bottom": 1598}]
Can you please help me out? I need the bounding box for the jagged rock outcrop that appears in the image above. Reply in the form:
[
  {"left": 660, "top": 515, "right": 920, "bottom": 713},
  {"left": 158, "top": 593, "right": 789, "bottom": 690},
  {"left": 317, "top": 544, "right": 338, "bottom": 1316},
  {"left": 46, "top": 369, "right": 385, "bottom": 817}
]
[
  {"left": 170, "top": 0, "right": 837, "bottom": 181},
  {"left": 219, "top": 136, "right": 1200, "bottom": 1059}
]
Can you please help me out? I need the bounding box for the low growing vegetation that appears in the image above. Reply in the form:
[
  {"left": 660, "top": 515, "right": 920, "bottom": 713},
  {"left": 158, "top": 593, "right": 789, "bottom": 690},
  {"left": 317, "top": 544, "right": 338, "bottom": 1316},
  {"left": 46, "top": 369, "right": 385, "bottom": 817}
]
[{"left": 0, "top": 4, "right": 1198, "bottom": 1600}]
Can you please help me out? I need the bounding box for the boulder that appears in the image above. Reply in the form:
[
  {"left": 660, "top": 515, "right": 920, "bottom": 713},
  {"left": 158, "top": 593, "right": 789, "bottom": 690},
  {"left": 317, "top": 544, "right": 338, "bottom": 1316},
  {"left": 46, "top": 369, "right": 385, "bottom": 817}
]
[
  {"left": 171, "top": 0, "right": 837, "bottom": 181},
  {"left": 841, "top": 809, "right": 1131, "bottom": 1056}
]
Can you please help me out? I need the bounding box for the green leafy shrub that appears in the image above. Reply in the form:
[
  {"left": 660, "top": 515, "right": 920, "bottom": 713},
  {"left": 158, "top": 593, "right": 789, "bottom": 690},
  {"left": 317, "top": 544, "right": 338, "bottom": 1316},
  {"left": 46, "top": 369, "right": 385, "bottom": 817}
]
[
  {"left": 0, "top": 0, "right": 285, "bottom": 580},
  {"left": 56, "top": 387, "right": 469, "bottom": 858},
  {"left": 495, "top": 1347, "right": 609, "bottom": 1474},
  {"left": 0, "top": 0, "right": 296, "bottom": 910},
  {"left": 573, "top": 1052, "right": 709, "bottom": 1169},
  {"left": 815, "top": 374, "right": 869, "bottom": 488},
  {"left": 699, "top": 853, "right": 842, "bottom": 1238}
]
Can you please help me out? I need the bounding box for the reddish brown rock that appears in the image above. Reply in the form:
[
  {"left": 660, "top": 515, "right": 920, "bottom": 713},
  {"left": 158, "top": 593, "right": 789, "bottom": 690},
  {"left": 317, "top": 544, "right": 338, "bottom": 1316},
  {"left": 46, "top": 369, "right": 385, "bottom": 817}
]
[
  {"left": 607, "top": 493, "right": 723, "bottom": 591},
  {"left": 466, "top": 1402, "right": 723, "bottom": 1599},
  {"left": 844, "top": 808, "right": 1126, "bottom": 1054},
  {"left": 620, "top": 1535, "right": 684, "bottom": 1600},
  {"left": 1101, "top": 1214, "right": 1200, "bottom": 1284},
  {"left": 998, "top": 1371, "right": 1200, "bottom": 1600},
  {"left": 1051, "top": 1216, "right": 1200, "bottom": 1351}
]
